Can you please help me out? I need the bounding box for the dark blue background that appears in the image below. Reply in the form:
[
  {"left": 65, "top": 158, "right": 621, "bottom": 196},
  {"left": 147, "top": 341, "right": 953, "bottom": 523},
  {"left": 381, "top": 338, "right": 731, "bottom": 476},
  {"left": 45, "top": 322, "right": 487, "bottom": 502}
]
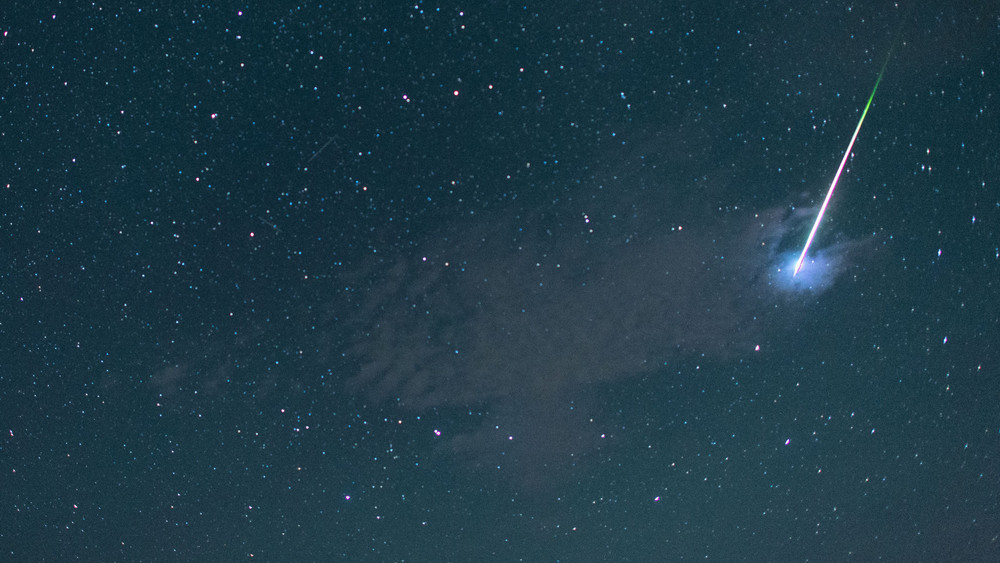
[{"left": 2, "top": 2, "right": 997, "bottom": 560}]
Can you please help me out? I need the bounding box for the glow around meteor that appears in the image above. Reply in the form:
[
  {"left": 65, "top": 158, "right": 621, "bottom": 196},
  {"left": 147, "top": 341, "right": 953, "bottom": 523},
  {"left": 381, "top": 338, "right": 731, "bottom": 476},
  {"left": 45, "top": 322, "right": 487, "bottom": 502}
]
[{"left": 792, "top": 62, "right": 889, "bottom": 276}]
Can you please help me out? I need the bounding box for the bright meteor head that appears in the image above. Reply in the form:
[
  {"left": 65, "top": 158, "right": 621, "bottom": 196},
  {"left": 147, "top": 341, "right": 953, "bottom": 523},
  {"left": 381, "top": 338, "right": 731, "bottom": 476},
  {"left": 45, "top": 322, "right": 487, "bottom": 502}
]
[
  {"left": 792, "top": 257, "right": 804, "bottom": 277},
  {"left": 771, "top": 248, "right": 843, "bottom": 294}
]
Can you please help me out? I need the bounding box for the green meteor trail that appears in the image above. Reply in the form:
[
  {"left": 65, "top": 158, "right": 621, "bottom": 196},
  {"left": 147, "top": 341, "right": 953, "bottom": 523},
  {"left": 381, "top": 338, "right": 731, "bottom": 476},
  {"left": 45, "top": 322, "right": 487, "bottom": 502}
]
[{"left": 792, "top": 58, "right": 890, "bottom": 277}]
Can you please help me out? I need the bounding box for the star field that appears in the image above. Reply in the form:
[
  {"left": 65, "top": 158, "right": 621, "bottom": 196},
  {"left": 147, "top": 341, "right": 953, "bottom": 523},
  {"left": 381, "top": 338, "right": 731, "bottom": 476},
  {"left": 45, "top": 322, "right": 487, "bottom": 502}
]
[{"left": 2, "top": 2, "right": 998, "bottom": 561}]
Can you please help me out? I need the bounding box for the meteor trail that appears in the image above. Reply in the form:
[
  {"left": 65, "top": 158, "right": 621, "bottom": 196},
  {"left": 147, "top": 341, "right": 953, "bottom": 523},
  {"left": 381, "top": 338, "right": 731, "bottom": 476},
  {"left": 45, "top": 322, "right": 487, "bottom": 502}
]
[{"left": 792, "top": 60, "right": 889, "bottom": 277}]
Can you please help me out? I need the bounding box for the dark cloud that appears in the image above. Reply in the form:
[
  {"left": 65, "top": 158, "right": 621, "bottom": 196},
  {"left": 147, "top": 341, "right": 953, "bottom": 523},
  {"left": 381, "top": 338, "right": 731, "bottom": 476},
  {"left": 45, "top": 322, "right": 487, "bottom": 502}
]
[{"left": 339, "top": 176, "right": 857, "bottom": 488}]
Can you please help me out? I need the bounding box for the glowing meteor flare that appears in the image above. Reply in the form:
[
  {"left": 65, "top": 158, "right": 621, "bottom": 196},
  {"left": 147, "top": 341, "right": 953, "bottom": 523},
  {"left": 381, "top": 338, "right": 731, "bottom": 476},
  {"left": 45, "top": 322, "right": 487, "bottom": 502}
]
[{"left": 793, "top": 62, "right": 888, "bottom": 277}]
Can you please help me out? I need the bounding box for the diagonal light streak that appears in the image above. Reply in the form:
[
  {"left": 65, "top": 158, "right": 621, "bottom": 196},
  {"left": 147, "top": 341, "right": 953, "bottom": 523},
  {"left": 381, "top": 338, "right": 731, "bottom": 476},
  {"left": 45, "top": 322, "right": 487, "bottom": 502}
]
[{"left": 793, "top": 62, "right": 888, "bottom": 276}]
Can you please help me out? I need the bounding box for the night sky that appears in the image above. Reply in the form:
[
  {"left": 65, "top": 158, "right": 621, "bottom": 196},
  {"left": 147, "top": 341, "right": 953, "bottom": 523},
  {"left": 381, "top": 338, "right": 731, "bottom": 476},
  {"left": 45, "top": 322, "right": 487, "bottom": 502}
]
[{"left": 3, "top": 2, "right": 999, "bottom": 561}]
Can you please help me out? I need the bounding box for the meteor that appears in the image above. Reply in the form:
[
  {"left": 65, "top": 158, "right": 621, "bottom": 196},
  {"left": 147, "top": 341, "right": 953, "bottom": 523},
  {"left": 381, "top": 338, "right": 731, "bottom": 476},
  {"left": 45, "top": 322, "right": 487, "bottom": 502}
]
[{"left": 792, "top": 59, "right": 890, "bottom": 277}]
